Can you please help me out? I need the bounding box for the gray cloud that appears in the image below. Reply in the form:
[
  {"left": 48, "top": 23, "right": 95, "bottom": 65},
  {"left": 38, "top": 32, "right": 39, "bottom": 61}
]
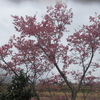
[
  {"left": 72, "top": 0, "right": 100, "bottom": 3},
  {"left": 7, "top": 0, "right": 36, "bottom": 4},
  {"left": 7, "top": 0, "right": 59, "bottom": 4}
]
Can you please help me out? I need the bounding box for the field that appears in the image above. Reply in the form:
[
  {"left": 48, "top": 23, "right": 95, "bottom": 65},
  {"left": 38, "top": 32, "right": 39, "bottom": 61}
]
[
  {"left": 36, "top": 85, "right": 100, "bottom": 100},
  {"left": 37, "top": 91, "right": 100, "bottom": 100},
  {"left": 0, "top": 84, "right": 100, "bottom": 100},
  {"left": 1, "top": 91, "right": 99, "bottom": 100}
]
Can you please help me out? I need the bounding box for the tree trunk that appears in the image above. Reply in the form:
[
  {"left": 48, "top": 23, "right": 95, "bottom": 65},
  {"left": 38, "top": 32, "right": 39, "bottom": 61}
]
[
  {"left": 29, "top": 81, "right": 40, "bottom": 100},
  {"left": 71, "top": 91, "right": 77, "bottom": 100}
]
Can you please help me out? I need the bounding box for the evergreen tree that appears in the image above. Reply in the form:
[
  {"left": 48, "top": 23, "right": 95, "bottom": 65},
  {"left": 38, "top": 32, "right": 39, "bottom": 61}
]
[{"left": 0, "top": 70, "right": 33, "bottom": 100}]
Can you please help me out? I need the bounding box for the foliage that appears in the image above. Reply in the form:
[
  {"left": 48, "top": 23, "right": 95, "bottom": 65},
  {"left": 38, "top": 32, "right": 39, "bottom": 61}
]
[
  {"left": 0, "top": 1, "right": 100, "bottom": 100},
  {"left": 0, "top": 70, "right": 33, "bottom": 100}
]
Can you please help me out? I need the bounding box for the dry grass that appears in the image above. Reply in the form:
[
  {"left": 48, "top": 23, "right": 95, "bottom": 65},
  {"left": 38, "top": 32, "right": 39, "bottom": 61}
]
[
  {"left": 1, "top": 84, "right": 100, "bottom": 100},
  {"left": 36, "top": 84, "right": 100, "bottom": 100},
  {"left": 38, "top": 91, "right": 100, "bottom": 100}
]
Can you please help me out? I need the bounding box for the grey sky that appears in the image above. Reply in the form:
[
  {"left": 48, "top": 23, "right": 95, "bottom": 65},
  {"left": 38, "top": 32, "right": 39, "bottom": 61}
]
[
  {"left": 0, "top": 0, "right": 60, "bottom": 45},
  {"left": 0, "top": 0, "right": 100, "bottom": 50},
  {"left": 0, "top": 0, "right": 100, "bottom": 45},
  {"left": 0, "top": 0, "right": 100, "bottom": 79},
  {"left": 72, "top": 0, "right": 100, "bottom": 3}
]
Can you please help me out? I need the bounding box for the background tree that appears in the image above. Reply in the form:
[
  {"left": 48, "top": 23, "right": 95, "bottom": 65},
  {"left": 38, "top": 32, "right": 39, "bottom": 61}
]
[
  {"left": 0, "top": 70, "right": 32, "bottom": 100},
  {"left": 0, "top": 1, "right": 100, "bottom": 100}
]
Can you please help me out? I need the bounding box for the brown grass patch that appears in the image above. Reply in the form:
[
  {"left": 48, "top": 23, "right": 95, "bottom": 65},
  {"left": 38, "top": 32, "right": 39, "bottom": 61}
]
[{"left": 38, "top": 91, "right": 100, "bottom": 100}]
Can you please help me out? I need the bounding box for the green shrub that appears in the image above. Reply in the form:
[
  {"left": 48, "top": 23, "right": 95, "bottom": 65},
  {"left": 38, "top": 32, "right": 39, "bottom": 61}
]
[{"left": 0, "top": 70, "right": 33, "bottom": 100}]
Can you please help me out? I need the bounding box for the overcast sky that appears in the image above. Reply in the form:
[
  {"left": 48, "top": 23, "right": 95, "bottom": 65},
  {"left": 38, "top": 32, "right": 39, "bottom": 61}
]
[
  {"left": 0, "top": 0, "right": 100, "bottom": 78},
  {"left": 0, "top": 0, "right": 100, "bottom": 45}
]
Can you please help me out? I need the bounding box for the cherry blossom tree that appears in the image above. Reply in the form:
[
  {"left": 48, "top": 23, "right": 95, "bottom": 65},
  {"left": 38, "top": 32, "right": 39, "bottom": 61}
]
[{"left": 0, "top": 1, "right": 100, "bottom": 100}]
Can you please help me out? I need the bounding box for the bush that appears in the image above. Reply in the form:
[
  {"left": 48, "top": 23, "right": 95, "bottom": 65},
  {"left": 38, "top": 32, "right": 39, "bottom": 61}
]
[{"left": 0, "top": 70, "right": 33, "bottom": 100}]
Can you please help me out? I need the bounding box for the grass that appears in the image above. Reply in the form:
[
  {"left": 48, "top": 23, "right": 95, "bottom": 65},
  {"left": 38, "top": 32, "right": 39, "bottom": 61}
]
[
  {"left": 0, "top": 85, "right": 6, "bottom": 93},
  {"left": 36, "top": 84, "right": 100, "bottom": 100},
  {"left": 38, "top": 91, "right": 100, "bottom": 100},
  {"left": 0, "top": 84, "right": 100, "bottom": 100}
]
